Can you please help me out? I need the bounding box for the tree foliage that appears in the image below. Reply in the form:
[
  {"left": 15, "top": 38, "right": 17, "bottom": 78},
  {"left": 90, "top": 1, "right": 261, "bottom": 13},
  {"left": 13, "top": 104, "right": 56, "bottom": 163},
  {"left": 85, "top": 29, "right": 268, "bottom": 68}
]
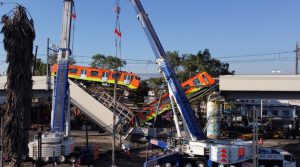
[
  {"left": 147, "top": 77, "right": 165, "bottom": 90},
  {"left": 1, "top": 5, "right": 35, "bottom": 166},
  {"left": 166, "top": 51, "right": 181, "bottom": 73},
  {"left": 33, "top": 58, "right": 47, "bottom": 76},
  {"left": 91, "top": 53, "right": 126, "bottom": 70},
  {"left": 166, "top": 49, "right": 234, "bottom": 82}
]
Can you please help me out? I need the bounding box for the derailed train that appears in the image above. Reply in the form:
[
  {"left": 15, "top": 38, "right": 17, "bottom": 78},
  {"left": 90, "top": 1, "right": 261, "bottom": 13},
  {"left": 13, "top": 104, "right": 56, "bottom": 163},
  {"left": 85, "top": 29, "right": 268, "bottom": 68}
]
[{"left": 51, "top": 64, "right": 141, "bottom": 89}]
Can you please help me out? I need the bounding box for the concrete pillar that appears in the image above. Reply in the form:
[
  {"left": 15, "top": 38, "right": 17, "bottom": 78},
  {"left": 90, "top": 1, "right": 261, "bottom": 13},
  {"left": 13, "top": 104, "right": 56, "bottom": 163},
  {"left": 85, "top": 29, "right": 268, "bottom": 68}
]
[{"left": 206, "top": 100, "right": 220, "bottom": 139}]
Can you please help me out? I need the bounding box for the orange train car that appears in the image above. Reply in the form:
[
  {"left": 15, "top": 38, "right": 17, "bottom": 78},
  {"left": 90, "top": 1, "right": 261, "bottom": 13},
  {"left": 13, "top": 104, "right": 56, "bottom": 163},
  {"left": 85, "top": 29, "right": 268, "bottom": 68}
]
[
  {"left": 51, "top": 64, "right": 140, "bottom": 89},
  {"left": 181, "top": 71, "right": 215, "bottom": 96},
  {"left": 139, "top": 71, "right": 215, "bottom": 123},
  {"left": 146, "top": 71, "right": 215, "bottom": 107}
]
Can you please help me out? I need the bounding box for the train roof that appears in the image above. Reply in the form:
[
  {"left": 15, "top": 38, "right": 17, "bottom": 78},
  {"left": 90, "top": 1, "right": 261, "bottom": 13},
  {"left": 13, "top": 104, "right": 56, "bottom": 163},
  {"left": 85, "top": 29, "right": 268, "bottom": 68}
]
[{"left": 66, "top": 64, "right": 138, "bottom": 74}]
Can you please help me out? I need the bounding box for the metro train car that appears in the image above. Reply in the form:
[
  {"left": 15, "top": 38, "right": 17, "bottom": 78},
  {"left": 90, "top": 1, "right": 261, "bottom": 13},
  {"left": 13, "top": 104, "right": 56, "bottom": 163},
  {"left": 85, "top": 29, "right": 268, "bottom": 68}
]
[
  {"left": 181, "top": 71, "right": 215, "bottom": 96},
  {"left": 146, "top": 71, "right": 215, "bottom": 107},
  {"left": 139, "top": 71, "right": 215, "bottom": 123},
  {"left": 51, "top": 64, "right": 140, "bottom": 89}
]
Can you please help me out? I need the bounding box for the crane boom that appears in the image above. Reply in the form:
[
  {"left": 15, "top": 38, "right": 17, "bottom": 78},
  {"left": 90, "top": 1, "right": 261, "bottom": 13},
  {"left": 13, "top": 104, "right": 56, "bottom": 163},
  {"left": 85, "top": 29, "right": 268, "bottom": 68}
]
[
  {"left": 51, "top": 0, "right": 73, "bottom": 133},
  {"left": 29, "top": 1, "right": 75, "bottom": 163},
  {"left": 130, "top": 0, "right": 204, "bottom": 141},
  {"left": 59, "top": 0, "right": 73, "bottom": 50}
]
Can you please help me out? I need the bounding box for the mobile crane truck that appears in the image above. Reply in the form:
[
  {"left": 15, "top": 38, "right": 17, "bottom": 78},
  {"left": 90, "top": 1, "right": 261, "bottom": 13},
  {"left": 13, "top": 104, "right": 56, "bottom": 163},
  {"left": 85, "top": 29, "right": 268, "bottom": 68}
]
[
  {"left": 129, "top": 0, "right": 297, "bottom": 167},
  {"left": 28, "top": 0, "right": 75, "bottom": 163}
]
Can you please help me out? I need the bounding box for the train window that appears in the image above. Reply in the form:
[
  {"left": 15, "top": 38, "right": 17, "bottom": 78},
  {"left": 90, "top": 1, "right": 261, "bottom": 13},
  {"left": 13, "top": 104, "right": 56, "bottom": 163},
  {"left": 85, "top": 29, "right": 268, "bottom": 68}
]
[
  {"left": 135, "top": 76, "right": 141, "bottom": 80},
  {"left": 90, "top": 71, "right": 99, "bottom": 77},
  {"left": 112, "top": 73, "right": 121, "bottom": 79},
  {"left": 201, "top": 74, "right": 209, "bottom": 83},
  {"left": 193, "top": 78, "right": 201, "bottom": 86},
  {"left": 69, "top": 68, "right": 77, "bottom": 74}
]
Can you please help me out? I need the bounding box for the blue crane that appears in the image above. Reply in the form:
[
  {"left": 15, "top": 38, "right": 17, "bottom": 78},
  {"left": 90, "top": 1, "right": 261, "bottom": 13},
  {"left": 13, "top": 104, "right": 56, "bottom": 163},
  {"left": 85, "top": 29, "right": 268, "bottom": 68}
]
[
  {"left": 50, "top": 0, "right": 73, "bottom": 134},
  {"left": 28, "top": 0, "right": 75, "bottom": 163},
  {"left": 129, "top": 0, "right": 205, "bottom": 141}
]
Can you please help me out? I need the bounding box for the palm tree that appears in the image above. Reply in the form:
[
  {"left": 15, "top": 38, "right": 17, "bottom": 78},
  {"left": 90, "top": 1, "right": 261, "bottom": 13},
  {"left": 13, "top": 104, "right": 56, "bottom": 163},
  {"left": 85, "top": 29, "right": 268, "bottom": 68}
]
[{"left": 1, "top": 5, "right": 35, "bottom": 167}]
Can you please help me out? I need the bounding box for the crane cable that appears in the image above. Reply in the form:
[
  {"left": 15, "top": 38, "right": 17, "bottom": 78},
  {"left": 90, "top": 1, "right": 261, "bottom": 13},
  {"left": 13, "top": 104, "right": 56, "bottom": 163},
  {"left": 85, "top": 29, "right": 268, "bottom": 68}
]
[{"left": 114, "top": 0, "right": 122, "bottom": 70}]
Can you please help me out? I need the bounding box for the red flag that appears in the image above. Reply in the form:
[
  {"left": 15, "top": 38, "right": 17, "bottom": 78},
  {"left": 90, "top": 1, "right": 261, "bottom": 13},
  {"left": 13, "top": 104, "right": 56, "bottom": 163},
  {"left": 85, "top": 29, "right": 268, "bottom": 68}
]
[
  {"left": 72, "top": 13, "right": 76, "bottom": 19},
  {"left": 114, "top": 28, "right": 122, "bottom": 37}
]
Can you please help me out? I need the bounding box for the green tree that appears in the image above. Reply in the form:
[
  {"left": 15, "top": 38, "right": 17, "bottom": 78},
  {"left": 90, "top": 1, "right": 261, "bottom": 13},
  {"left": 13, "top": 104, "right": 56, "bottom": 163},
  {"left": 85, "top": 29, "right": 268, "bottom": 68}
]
[
  {"left": 147, "top": 77, "right": 165, "bottom": 90},
  {"left": 90, "top": 54, "right": 106, "bottom": 68},
  {"left": 149, "top": 49, "right": 235, "bottom": 85},
  {"left": 181, "top": 49, "right": 234, "bottom": 78},
  {"left": 33, "top": 58, "right": 47, "bottom": 76},
  {"left": 166, "top": 51, "right": 181, "bottom": 73},
  {"left": 91, "top": 54, "right": 126, "bottom": 70}
]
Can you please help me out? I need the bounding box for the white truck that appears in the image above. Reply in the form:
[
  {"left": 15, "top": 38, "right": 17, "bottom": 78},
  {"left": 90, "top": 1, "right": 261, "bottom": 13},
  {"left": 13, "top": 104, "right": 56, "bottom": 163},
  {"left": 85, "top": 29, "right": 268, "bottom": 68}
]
[{"left": 257, "top": 148, "right": 296, "bottom": 167}]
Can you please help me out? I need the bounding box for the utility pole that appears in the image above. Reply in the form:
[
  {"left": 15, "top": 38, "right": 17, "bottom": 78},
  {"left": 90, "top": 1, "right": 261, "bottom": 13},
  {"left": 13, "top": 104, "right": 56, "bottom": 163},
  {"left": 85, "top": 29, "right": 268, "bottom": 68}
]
[
  {"left": 112, "top": 70, "right": 117, "bottom": 167},
  {"left": 0, "top": 108, "right": 3, "bottom": 167},
  {"left": 252, "top": 106, "right": 258, "bottom": 167},
  {"left": 261, "top": 100, "right": 263, "bottom": 124},
  {"left": 32, "top": 45, "right": 38, "bottom": 76},
  {"left": 85, "top": 118, "right": 90, "bottom": 167},
  {"left": 296, "top": 42, "right": 299, "bottom": 74},
  {"left": 46, "top": 38, "right": 51, "bottom": 90}
]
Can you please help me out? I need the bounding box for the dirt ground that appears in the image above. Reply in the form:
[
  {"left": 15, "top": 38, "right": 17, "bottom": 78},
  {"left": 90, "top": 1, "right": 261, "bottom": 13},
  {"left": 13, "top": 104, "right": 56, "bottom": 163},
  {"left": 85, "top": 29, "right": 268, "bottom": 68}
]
[
  {"left": 3, "top": 130, "right": 300, "bottom": 167},
  {"left": 6, "top": 130, "right": 156, "bottom": 167}
]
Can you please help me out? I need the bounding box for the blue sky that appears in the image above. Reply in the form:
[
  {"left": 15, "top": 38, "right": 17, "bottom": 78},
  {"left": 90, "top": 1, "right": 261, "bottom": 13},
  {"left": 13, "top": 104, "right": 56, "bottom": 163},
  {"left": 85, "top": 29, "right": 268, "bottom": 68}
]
[{"left": 0, "top": 0, "right": 300, "bottom": 76}]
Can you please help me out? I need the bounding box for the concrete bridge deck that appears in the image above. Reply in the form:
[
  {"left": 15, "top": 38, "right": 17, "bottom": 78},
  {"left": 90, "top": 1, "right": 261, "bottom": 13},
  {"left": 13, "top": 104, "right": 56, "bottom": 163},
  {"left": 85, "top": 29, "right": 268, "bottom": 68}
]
[
  {"left": 219, "top": 75, "right": 300, "bottom": 99},
  {"left": 1, "top": 75, "right": 300, "bottom": 100},
  {"left": 0, "top": 76, "right": 53, "bottom": 97}
]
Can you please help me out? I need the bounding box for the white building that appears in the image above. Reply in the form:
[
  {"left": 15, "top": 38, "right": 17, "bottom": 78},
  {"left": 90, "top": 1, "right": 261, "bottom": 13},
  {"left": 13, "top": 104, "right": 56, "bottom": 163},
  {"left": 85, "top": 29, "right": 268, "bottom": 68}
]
[{"left": 238, "top": 99, "right": 299, "bottom": 119}]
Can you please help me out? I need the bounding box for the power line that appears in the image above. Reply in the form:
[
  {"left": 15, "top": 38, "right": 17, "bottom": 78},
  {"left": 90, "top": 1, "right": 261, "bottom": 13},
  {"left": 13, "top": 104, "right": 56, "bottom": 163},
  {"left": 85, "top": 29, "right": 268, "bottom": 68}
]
[
  {"left": 224, "top": 55, "right": 294, "bottom": 63},
  {"left": 229, "top": 59, "right": 294, "bottom": 64},
  {"left": 218, "top": 50, "right": 294, "bottom": 59},
  {"left": 14, "top": 48, "right": 295, "bottom": 65}
]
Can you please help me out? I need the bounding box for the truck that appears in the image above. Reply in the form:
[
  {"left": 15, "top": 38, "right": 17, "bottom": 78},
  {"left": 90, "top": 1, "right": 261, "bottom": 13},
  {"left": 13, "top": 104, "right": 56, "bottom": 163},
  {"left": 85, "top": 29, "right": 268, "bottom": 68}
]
[
  {"left": 28, "top": 0, "right": 75, "bottom": 163},
  {"left": 129, "top": 0, "right": 297, "bottom": 167},
  {"left": 258, "top": 148, "right": 296, "bottom": 167}
]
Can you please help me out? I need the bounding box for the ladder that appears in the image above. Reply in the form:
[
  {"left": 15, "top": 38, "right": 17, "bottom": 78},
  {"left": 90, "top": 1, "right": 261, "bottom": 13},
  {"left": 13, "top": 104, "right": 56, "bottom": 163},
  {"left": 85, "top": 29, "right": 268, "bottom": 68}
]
[
  {"left": 73, "top": 80, "right": 134, "bottom": 133},
  {"left": 95, "top": 91, "right": 134, "bottom": 131}
]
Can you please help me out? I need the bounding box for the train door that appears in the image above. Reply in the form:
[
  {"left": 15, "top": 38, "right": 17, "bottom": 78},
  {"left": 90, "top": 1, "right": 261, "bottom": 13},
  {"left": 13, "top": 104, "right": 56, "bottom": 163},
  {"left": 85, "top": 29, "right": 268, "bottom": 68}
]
[
  {"left": 124, "top": 75, "right": 132, "bottom": 85},
  {"left": 80, "top": 69, "right": 87, "bottom": 79},
  {"left": 102, "top": 72, "right": 108, "bottom": 82}
]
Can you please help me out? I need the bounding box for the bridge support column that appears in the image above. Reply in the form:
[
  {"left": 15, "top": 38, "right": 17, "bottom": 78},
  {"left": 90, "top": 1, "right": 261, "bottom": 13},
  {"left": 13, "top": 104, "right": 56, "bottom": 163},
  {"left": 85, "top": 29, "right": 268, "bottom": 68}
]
[{"left": 206, "top": 94, "right": 220, "bottom": 139}]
